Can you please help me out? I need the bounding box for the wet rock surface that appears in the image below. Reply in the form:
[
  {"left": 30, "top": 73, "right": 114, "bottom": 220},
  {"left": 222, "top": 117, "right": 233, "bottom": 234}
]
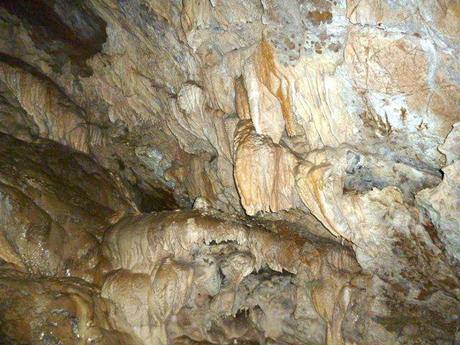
[{"left": 0, "top": 0, "right": 458, "bottom": 344}]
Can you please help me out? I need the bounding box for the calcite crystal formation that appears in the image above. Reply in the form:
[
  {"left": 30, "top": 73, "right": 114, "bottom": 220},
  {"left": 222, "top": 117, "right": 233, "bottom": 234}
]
[
  {"left": 100, "top": 210, "right": 361, "bottom": 345},
  {"left": 0, "top": 0, "right": 458, "bottom": 344}
]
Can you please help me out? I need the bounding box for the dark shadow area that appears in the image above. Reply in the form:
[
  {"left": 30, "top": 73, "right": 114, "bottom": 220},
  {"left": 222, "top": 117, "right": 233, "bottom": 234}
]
[{"left": 0, "top": 0, "right": 107, "bottom": 76}]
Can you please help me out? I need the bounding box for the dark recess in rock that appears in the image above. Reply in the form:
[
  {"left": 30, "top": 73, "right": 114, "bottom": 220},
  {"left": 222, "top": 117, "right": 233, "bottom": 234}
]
[{"left": 0, "top": 0, "right": 107, "bottom": 76}]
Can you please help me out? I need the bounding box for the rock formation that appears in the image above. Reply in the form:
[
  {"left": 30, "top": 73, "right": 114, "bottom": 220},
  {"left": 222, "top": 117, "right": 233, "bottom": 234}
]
[{"left": 0, "top": 0, "right": 458, "bottom": 344}]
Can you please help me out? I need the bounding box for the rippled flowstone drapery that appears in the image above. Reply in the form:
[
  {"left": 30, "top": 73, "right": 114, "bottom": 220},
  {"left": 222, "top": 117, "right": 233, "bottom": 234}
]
[{"left": 0, "top": 0, "right": 458, "bottom": 344}]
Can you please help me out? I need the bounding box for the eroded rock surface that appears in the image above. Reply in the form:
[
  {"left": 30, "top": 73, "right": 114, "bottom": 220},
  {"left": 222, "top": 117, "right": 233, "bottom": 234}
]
[
  {"left": 0, "top": 0, "right": 458, "bottom": 344},
  {"left": 0, "top": 133, "right": 135, "bottom": 282},
  {"left": 85, "top": 209, "right": 363, "bottom": 345}
]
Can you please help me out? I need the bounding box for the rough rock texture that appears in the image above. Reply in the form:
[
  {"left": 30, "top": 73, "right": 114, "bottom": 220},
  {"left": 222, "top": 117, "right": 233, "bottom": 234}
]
[
  {"left": 0, "top": 133, "right": 135, "bottom": 282},
  {"left": 1, "top": 0, "right": 458, "bottom": 211},
  {"left": 234, "top": 120, "right": 301, "bottom": 215},
  {"left": 100, "top": 210, "right": 363, "bottom": 345},
  {"left": 417, "top": 125, "right": 460, "bottom": 264},
  {"left": 0, "top": 264, "right": 141, "bottom": 345},
  {"left": 0, "top": 0, "right": 459, "bottom": 344}
]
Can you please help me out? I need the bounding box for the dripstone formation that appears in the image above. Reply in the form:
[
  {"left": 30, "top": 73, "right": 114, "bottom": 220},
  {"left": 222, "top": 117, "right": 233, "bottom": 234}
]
[{"left": 0, "top": 1, "right": 458, "bottom": 344}]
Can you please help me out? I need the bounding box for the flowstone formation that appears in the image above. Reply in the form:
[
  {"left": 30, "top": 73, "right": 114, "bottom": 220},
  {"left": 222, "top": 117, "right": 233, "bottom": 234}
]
[{"left": 0, "top": 0, "right": 459, "bottom": 344}]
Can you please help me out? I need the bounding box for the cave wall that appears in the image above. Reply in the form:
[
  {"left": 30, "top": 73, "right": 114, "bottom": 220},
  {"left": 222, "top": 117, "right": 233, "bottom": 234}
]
[
  {"left": 0, "top": 0, "right": 458, "bottom": 344},
  {"left": 1, "top": 0, "right": 458, "bottom": 213}
]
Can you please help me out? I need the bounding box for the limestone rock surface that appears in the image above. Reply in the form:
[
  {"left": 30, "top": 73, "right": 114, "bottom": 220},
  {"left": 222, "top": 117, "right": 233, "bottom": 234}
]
[
  {"left": 0, "top": 133, "right": 135, "bottom": 282},
  {"left": 100, "top": 209, "right": 361, "bottom": 345},
  {"left": 0, "top": 0, "right": 458, "bottom": 344}
]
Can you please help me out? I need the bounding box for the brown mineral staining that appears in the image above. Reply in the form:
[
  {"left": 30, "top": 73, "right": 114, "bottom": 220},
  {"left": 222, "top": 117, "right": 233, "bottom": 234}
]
[
  {"left": 0, "top": 0, "right": 459, "bottom": 344},
  {"left": 400, "top": 107, "right": 407, "bottom": 121},
  {"left": 328, "top": 42, "right": 342, "bottom": 52},
  {"left": 315, "top": 41, "right": 323, "bottom": 54},
  {"left": 284, "top": 38, "right": 296, "bottom": 50},
  {"left": 234, "top": 76, "right": 251, "bottom": 119},
  {"left": 257, "top": 37, "right": 296, "bottom": 135},
  {"left": 308, "top": 10, "right": 333, "bottom": 25}
]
